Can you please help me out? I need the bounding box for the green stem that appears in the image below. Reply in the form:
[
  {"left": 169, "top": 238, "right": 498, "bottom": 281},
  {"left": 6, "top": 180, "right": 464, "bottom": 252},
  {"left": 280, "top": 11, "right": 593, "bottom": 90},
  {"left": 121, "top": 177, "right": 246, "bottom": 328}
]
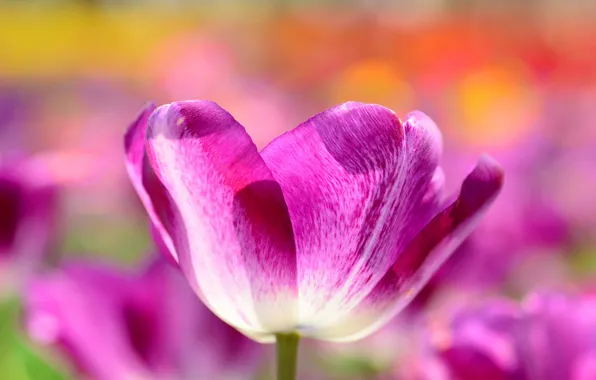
[{"left": 276, "top": 332, "right": 300, "bottom": 380}]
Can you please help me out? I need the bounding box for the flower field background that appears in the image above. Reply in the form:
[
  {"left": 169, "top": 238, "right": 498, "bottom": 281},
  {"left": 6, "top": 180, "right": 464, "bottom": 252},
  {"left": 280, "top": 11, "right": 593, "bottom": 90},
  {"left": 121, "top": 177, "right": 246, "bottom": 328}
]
[{"left": 1, "top": 2, "right": 596, "bottom": 379}]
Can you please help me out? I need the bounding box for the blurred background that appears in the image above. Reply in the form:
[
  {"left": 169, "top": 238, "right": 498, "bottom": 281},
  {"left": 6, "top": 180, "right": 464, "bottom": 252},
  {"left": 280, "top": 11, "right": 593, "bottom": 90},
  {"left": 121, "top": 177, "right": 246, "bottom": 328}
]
[{"left": 1, "top": 1, "right": 596, "bottom": 379}]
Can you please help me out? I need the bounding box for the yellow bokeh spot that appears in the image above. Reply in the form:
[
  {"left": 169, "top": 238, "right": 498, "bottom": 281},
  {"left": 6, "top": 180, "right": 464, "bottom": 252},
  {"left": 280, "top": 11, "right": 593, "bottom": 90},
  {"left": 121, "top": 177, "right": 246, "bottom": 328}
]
[
  {"left": 330, "top": 60, "right": 415, "bottom": 114},
  {"left": 455, "top": 64, "right": 540, "bottom": 148},
  {"left": 0, "top": 6, "right": 202, "bottom": 79}
]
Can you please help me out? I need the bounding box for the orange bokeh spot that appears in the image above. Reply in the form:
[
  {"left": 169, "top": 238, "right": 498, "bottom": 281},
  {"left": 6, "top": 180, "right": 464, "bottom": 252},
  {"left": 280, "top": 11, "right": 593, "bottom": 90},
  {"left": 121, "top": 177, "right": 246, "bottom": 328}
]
[
  {"left": 454, "top": 64, "right": 539, "bottom": 148},
  {"left": 329, "top": 60, "right": 415, "bottom": 114}
]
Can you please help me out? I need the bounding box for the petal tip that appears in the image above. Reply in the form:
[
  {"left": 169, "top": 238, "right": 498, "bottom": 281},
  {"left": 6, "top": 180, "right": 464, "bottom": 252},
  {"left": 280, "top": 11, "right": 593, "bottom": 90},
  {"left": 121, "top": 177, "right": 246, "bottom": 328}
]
[
  {"left": 147, "top": 100, "right": 239, "bottom": 142},
  {"left": 457, "top": 154, "right": 504, "bottom": 215},
  {"left": 403, "top": 110, "right": 442, "bottom": 142},
  {"left": 404, "top": 110, "right": 435, "bottom": 127},
  {"left": 335, "top": 101, "right": 399, "bottom": 116},
  {"left": 475, "top": 154, "right": 505, "bottom": 187},
  {"left": 404, "top": 110, "right": 431, "bottom": 122},
  {"left": 124, "top": 102, "right": 157, "bottom": 150}
]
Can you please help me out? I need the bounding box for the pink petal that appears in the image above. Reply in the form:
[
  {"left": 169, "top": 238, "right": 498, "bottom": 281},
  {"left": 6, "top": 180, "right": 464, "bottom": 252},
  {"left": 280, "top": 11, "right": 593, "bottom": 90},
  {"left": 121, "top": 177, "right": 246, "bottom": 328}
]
[
  {"left": 260, "top": 104, "right": 443, "bottom": 328},
  {"left": 0, "top": 159, "right": 58, "bottom": 290},
  {"left": 124, "top": 102, "right": 178, "bottom": 263},
  {"left": 24, "top": 262, "right": 152, "bottom": 380},
  {"left": 134, "top": 257, "right": 262, "bottom": 377},
  {"left": 314, "top": 155, "right": 504, "bottom": 340},
  {"left": 145, "top": 100, "right": 296, "bottom": 337}
]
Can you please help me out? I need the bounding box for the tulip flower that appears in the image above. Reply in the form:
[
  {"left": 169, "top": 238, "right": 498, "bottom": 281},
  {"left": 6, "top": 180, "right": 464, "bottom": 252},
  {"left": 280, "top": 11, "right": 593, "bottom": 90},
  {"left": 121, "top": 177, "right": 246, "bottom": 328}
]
[
  {"left": 25, "top": 257, "right": 261, "bottom": 380},
  {"left": 125, "top": 100, "right": 503, "bottom": 379},
  {"left": 0, "top": 155, "right": 57, "bottom": 296},
  {"left": 402, "top": 292, "right": 596, "bottom": 380}
]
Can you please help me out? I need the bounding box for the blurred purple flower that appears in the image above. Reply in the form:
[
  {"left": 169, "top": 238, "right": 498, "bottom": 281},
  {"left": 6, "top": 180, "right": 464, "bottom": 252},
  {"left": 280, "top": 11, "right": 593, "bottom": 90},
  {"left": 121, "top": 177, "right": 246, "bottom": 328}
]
[
  {"left": 125, "top": 100, "right": 503, "bottom": 342},
  {"left": 447, "top": 141, "right": 568, "bottom": 277},
  {"left": 0, "top": 155, "right": 58, "bottom": 295},
  {"left": 521, "top": 293, "right": 596, "bottom": 380},
  {"left": 547, "top": 145, "right": 596, "bottom": 242},
  {"left": 25, "top": 257, "right": 261, "bottom": 380},
  {"left": 401, "top": 292, "right": 596, "bottom": 380},
  {"left": 407, "top": 138, "right": 570, "bottom": 312}
]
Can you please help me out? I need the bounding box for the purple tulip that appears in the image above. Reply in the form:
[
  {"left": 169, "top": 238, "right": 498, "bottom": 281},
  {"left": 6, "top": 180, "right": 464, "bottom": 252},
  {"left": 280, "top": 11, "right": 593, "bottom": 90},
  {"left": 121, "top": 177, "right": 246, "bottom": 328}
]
[
  {"left": 521, "top": 292, "right": 596, "bottom": 380},
  {"left": 24, "top": 257, "right": 261, "bottom": 380},
  {"left": 124, "top": 100, "right": 503, "bottom": 342},
  {"left": 403, "top": 292, "right": 596, "bottom": 380},
  {"left": 0, "top": 156, "right": 57, "bottom": 294}
]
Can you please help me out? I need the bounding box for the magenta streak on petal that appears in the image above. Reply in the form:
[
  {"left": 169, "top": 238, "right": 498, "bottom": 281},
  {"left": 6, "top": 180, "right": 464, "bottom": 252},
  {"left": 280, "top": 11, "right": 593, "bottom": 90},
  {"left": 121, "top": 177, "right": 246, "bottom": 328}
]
[
  {"left": 261, "top": 105, "right": 443, "bottom": 328},
  {"left": 387, "top": 154, "right": 503, "bottom": 292},
  {"left": 124, "top": 102, "right": 178, "bottom": 263},
  {"left": 341, "top": 110, "right": 445, "bottom": 306},
  {"left": 149, "top": 222, "right": 177, "bottom": 267},
  {"left": 262, "top": 103, "right": 441, "bottom": 329},
  {"left": 126, "top": 103, "right": 211, "bottom": 310},
  {"left": 313, "top": 155, "right": 503, "bottom": 341},
  {"left": 145, "top": 100, "right": 296, "bottom": 336},
  {"left": 141, "top": 154, "right": 180, "bottom": 263}
]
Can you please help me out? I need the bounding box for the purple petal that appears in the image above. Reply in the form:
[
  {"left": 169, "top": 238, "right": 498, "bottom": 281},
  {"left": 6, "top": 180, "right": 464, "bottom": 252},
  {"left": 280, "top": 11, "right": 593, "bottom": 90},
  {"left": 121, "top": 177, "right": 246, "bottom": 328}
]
[
  {"left": 313, "top": 155, "right": 503, "bottom": 340},
  {"left": 573, "top": 353, "right": 596, "bottom": 380},
  {"left": 24, "top": 262, "right": 152, "bottom": 380},
  {"left": 124, "top": 102, "right": 179, "bottom": 263},
  {"left": 402, "top": 293, "right": 596, "bottom": 380},
  {"left": 397, "top": 299, "right": 521, "bottom": 380},
  {"left": 0, "top": 176, "right": 25, "bottom": 253},
  {"left": 0, "top": 160, "right": 57, "bottom": 289},
  {"left": 436, "top": 300, "right": 522, "bottom": 380},
  {"left": 260, "top": 104, "right": 443, "bottom": 329},
  {"left": 25, "top": 257, "right": 262, "bottom": 379},
  {"left": 521, "top": 292, "right": 596, "bottom": 380},
  {"left": 133, "top": 258, "right": 262, "bottom": 378},
  {"left": 145, "top": 100, "right": 296, "bottom": 337}
]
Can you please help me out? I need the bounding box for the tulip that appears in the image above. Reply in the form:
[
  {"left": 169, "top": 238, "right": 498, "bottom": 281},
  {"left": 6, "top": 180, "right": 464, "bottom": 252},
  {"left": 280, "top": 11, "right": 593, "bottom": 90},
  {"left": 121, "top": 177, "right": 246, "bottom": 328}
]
[
  {"left": 125, "top": 100, "right": 503, "bottom": 379},
  {"left": 402, "top": 292, "right": 596, "bottom": 380},
  {"left": 0, "top": 155, "right": 57, "bottom": 296},
  {"left": 25, "top": 257, "right": 261, "bottom": 380}
]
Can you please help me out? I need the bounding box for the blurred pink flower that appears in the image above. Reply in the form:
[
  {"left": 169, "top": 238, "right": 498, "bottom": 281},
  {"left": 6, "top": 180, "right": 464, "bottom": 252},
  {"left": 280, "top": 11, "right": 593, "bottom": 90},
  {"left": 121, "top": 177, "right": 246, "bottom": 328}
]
[
  {"left": 547, "top": 147, "right": 596, "bottom": 242},
  {"left": 148, "top": 34, "right": 238, "bottom": 101},
  {"left": 407, "top": 137, "right": 570, "bottom": 312},
  {"left": 32, "top": 83, "right": 150, "bottom": 216},
  {"left": 523, "top": 85, "right": 596, "bottom": 243},
  {"left": 400, "top": 292, "right": 596, "bottom": 380},
  {"left": 125, "top": 100, "right": 503, "bottom": 342},
  {"left": 0, "top": 154, "right": 58, "bottom": 296},
  {"left": 25, "top": 257, "right": 262, "bottom": 380},
  {"left": 148, "top": 33, "right": 302, "bottom": 150}
]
